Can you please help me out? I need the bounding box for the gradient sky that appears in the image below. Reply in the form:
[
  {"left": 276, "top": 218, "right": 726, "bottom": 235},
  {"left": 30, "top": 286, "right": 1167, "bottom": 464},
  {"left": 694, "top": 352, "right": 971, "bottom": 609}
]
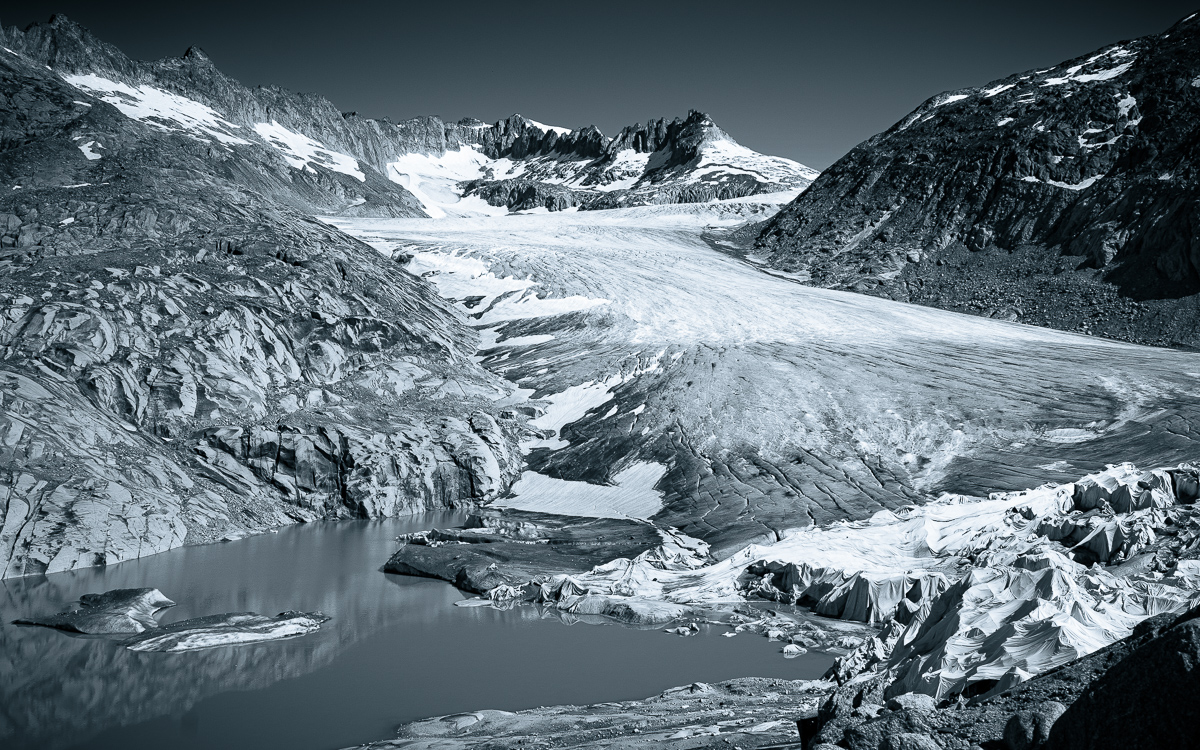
[{"left": 4, "top": 1, "right": 1197, "bottom": 168}]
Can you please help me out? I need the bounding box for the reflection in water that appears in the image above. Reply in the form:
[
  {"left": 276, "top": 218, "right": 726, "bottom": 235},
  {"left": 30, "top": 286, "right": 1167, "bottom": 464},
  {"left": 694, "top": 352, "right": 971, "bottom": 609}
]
[{"left": 0, "top": 515, "right": 832, "bottom": 750}]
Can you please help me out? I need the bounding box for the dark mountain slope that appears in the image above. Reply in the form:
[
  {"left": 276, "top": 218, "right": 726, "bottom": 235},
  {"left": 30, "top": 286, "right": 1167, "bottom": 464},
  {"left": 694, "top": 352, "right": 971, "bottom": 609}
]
[{"left": 756, "top": 11, "right": 1200, "bottom": 348}]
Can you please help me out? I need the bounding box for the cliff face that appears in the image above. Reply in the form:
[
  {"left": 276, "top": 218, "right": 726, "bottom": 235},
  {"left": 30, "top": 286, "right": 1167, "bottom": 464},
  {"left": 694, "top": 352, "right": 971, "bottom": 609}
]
[
  {"left": 0, "top": 19, "right": 527, "bottom": 577},
  {"left": 756, "top": 12, "right": 1200, "bottom": 347}
]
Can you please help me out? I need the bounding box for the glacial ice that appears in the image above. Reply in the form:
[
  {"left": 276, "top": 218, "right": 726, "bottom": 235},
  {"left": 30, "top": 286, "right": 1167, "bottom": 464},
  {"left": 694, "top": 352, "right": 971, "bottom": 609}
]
[{"left": 344, "top": 199, "right": 1200, "bottom": 699}]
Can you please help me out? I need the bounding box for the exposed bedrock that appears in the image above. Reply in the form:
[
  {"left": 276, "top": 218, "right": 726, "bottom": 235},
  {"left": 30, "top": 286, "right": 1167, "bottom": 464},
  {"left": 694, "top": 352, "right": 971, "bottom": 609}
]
[
  {"left": 755, "top": 12, "right": 1200, "bottom": 348},
  {"left": 0, "top": 27, "right": 527, "bottom": 578},
  {"left": 461, "top": 178, "right": 584, "bottom": 212}
]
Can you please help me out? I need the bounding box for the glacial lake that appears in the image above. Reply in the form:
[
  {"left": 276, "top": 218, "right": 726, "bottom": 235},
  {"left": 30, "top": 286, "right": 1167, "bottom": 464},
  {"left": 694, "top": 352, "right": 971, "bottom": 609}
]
[{"left": 0, "top": 514, "right": 833, "bottom": 750}]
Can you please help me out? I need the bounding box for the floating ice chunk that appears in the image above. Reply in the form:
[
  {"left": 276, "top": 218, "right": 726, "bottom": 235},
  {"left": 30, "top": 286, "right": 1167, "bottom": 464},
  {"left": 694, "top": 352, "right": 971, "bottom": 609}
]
[
  {"left": 62, "top": 73, "right": 249, "bottom": 145},
  {"left": 253, "top": 121, "right": 364, "bottom": 181},
  {"left": 124, "top": 611, "right": 330, "bottom": 652}
]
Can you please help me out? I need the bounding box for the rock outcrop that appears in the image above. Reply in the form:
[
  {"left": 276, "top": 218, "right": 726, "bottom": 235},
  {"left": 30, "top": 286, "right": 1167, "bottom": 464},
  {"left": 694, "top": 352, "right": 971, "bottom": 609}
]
[
  {"left": 755, "top": 11, "right": 1200, "bottom": 348},
  {"left": 1045, "top": 607, "right": 1200, "bottom": 750}
]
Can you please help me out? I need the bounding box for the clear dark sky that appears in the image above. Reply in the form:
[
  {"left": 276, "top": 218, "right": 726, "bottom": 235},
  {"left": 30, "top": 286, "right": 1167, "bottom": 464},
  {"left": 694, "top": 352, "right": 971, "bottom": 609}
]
[{"left": 4, "top": 1, "right": 1197, "bottom": 168}]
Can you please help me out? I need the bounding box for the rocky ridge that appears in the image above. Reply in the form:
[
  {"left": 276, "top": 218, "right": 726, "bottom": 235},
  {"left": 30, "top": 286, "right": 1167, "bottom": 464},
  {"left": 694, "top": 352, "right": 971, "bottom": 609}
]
[
  {"left": 755, "top": 11, "right": 1200, "bottom": 348},
  {"left": 3, "top": 16, "right": 816, "bottom": 221},
  {"left": 460, "top": 111, "right": 820, "bottom": 212}
]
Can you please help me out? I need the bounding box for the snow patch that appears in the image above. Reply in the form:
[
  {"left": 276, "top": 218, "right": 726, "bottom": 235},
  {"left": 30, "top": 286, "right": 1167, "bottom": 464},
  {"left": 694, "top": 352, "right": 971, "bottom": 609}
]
[
  {"left": 253, "top": 121, "right": 364, "bottom": 182},
  {"left": 77, "top": 140, "right": 102, "bottom": 160},
  {"left": 1021, "top": 174, "right": 1103, "bottom": 191},
  {"left": 62, "top": 73, "right": 248, "bottom": 145},
  {"left": 386, "top": 146, "right": 517, "bottom": 218},
  {"left": 935, "top": 94, "right": 970, "bottom": 107},
  {"left": 523, "top": 117, "right": 572, "bottom": 136},
  {"left": 493, "top": 462, "right": 667, "bottom": 519}
]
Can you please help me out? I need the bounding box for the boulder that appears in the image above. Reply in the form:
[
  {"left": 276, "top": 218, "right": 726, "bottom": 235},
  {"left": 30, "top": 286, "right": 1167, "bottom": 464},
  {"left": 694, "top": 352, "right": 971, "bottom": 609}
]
[
  {"left": 887, "top": 693, "right": 939, "bottom": 714},
  {"left": 882, "top": 734, "right": 944, "bottom": 750},
  {"left": 1045, "top": 610, "right": 1200, "bottom": 750},
  {"left": 844, "top": 709, "right": 936, "bottom": 750},
  {"left": 1003, "top": 701, "right": 1065, "bottom": 750}
]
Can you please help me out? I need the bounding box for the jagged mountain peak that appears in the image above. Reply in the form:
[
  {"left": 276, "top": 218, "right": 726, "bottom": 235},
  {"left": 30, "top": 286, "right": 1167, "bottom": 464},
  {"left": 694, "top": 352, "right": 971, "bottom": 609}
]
[{"left": 181, "top": 45, "right": 212, "bottom": 64}]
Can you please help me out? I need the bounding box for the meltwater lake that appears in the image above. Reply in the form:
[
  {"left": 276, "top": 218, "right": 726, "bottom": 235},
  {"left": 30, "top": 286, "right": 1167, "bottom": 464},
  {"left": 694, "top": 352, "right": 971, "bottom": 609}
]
[{"left": 1, "top": 514, "right": 833, "bottom": 750}]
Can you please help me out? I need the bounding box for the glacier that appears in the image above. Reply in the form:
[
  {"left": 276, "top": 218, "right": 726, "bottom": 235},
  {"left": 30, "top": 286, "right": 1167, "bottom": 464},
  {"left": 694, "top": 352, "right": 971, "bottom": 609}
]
[{"left": 335, "top": 191, "right": 1200, "bottom": 700}]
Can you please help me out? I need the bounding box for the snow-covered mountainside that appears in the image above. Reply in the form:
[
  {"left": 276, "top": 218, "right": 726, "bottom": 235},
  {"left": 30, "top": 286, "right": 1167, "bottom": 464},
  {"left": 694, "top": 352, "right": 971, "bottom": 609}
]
[
  {"left": 756, "top": 11, "right": 1200, "bottom": 348},
  {"left": 456, "top": 111, "right": 820, "bottom": 214}
]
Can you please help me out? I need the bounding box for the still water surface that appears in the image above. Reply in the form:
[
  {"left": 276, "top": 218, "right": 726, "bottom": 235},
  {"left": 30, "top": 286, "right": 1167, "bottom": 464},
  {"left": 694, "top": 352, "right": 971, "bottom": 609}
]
[{"left": 1, "top": 514, "right": 832, "bottom": 750}]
